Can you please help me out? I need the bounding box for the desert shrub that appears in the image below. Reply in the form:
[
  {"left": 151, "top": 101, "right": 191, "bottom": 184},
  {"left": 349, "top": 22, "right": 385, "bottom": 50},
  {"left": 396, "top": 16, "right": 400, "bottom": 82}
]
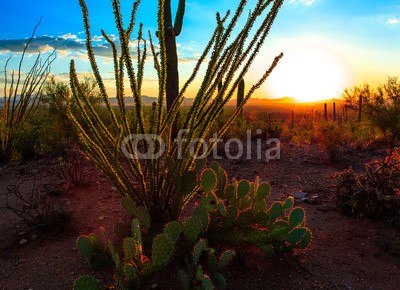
[
  {"left": 343, "top": 77, "right": 400, "bottom": 145},
  {"left": 335, "top": 148, "right": 400, "bottom": 226},
  {"left": 35, "top": 76, "right": 104, "bottom": 153},
  {"left": 58, "top": 147, "right": 89, "bottom": 188},
  {"left": 314, "top": 121, "right": 351, "bottom": 162},
  {"left": 1, "top": 179, "right": 69, "bottom": 229},
  {"left": 0, "top": 21, "right": 55, "bottom": 163},
  {"left": 74, "top": 164, "right": 311, "bottom": 289},
  {"left": 14, "top": 124, "right": 41, "bottom": 161}
]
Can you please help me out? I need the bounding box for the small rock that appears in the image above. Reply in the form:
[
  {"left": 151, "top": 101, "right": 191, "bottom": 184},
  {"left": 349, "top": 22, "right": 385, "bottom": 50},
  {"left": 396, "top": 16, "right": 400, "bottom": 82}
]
[
  {"left": 18, "top": 231, "right": 26, "bottom": 236},
  {"left": 31, "top": 235, "right": 37, "bottom": 241},
  {"left": 111, "top": 186, "right": 117, "bottom": 191},
  {"left": 293, "top": 191, "right": 308, "bottom": 200},
  {"left": 19, "top": 239, "right": 28, "bottom": 245},
  {"left": 98, "top": 215, "right": 105, "bottom": 220}
]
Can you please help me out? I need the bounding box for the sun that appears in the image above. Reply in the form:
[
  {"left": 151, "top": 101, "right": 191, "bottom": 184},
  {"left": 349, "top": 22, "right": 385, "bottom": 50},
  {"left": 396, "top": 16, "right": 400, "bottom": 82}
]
[{"left": 265, "top": 44, "right": 351, "bottom": 102}]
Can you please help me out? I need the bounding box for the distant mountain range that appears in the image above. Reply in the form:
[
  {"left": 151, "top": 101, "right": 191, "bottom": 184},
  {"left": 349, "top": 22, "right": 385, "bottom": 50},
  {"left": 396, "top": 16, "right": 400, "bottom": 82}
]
[{"left": 108, "top": 95, "right": 343, "bottom": 107}]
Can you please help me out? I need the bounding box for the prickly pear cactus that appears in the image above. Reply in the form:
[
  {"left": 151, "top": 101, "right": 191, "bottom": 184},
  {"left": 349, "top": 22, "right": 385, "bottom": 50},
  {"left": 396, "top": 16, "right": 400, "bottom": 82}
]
[
  {"left": 179, "top": 239, "right": 235, "bottom": 289},
  {"left": 197, "top": 163, "right": 312, "bottom": 253},
  {"left": 76, "top": 234, "right": 112, "bottom": 270}
]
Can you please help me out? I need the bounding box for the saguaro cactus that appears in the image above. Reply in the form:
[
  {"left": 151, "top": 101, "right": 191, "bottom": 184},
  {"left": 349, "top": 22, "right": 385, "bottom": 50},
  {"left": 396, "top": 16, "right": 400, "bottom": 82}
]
[
  {"left": 237, "top": 79, "right": 245, "bottom": 118},
  {"left": 333, "top": 102, "right": 336, "bottom": 122},
  {"left": 163, "top": 0, "right": 186, "bottom": 112}
]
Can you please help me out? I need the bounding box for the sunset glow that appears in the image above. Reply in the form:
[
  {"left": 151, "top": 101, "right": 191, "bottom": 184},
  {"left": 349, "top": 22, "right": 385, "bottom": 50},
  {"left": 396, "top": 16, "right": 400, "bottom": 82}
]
[
  {"left": 1, "top": 1, "right": 400, "bottom": 102},
  {"left": 267, "top": 44, "right": 352, "bottom": 102}
]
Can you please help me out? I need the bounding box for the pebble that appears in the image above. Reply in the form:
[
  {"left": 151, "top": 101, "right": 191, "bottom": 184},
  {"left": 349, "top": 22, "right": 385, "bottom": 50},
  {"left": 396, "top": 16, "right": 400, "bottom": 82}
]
[
  {"left": 31, "top": 235, "right": 37, "bottom": 241},
  {"left": 19, "top": 239, "right": 28, "bottom": 245}
]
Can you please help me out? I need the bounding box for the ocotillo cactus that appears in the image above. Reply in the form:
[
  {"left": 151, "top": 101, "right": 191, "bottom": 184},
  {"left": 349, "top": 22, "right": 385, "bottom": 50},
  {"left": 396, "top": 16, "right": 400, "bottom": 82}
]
[
  {"left": 218, "top": 81, "right": 223, "bottom": 93},
  {"left": 237, "top": 79, "right": 245, "bottom": 118},
  {"left": 324, "top": 103, "right": 328, "bottom": 121},
  {"left": 358, "top": 94, "right": 362, "bottom": 122}
]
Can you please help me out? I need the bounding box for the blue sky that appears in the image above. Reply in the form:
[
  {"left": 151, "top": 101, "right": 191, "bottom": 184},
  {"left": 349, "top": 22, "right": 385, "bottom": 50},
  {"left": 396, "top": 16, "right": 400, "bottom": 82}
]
[{"left": 1, "top": 0, "right": 400, "bottom": 100}]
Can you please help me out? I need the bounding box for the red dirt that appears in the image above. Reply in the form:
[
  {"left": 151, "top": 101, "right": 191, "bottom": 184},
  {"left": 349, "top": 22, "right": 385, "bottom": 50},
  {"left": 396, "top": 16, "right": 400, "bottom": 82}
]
[{"left": 1, "top": 141, "right": 399, "bottom": 289}]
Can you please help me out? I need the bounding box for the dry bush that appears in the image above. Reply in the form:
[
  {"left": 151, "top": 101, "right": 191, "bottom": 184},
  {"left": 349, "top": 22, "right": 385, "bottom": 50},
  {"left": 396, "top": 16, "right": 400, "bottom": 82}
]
[
  {"left": 1, "top": 179, "right": 70, "bottom": 230},
  {"left": 335, "top": 148, "right": 400, "bottom": 226},
  {"left": 314, "top": 121, "right": 352, "bottom": 162}
]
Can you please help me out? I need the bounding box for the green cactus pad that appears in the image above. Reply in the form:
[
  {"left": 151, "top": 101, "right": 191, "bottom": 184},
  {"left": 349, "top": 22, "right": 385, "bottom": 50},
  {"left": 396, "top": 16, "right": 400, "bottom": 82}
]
[
  {"left": 298, "top": 228, "right": 312, "bottom": 249},
  {"left": 152, "top": 234, "right": 174, "bottom": 268},
  {"left": 224, "top": 229, "right": 246, "bottom": 244},
  {"left": 256, "top": 182, "right": 271, "bottom": 200},
  {"left": 121, "top": 197, "right": 151, "bottom": 229},
  {"left": 268, "top": 202, "right": 284, "bottom": 223},
  {"left": 73, "top": 275, "right": 102, "bottom": 290},
  {"left": 283, "top": 197, "right": 295, "bottom": 209},
  {"left": 207, "top": 251, "right": 219, "bottom": 272},
  {"left": 218, "top": 250, "right": 235, "bottom": 269},
  {"left": 286, "top": 227, "right": 307, "bottom": 246},
  {"left": 216, "top": 168, "right": 227, "bottom": 191},
  {"left": 165, "top": 221, "right": 183, "bottom": 243},
  {"left": 225, "top": 206, "right": 239, "bottom": 226},
  {"left": 238, "top": 195, "right": 252, "bottom": 210},
  {"left": 254, "top": 200, "right": 267, "bottom": 212},
  {"left": 268, "top": 221, "right": 290, "bottom": 241},
  {"left": 201, "top": 169, "right": 217, "bottom": 193},
  {"left": 253, "top": 212, "right": 268, "bottom": 224},
  {"left": 87, "top": 233, "right": 102, "bottom": 250},
  {"left": 124, "top": 263, "right": 139, "bottom": 283},
  {"left": 121, "top": 198, "right": 151, "bottom": 229},
  {"left": 210, "top": 161, "right": 221, "bottom": 173},
  {"left": 131, "top": 219, "right": 142, "bottom": 243},
  {"left": 224, "top": 184, "right": 236, "bottom": 200},
  {"left": 246, "top": 229, "right": 268, "bottom": 246},
  {"left": 217, "top": 201, "right": 227, "bottom": 217},
  {"left": 237, "top": 180, "right": 250, "bottom": 198},
  {"left": 184, "top": 215, "right": 203, "bottom": 242},
  {"left": 201, "top": 276, "right": 213, "bottom": 290},
  {"left": 123, "top": 237, "right": 142, "bottom": 262},
  {"left": 236, "top": 209, "right": 253, "bottom": 228},
  {"left": 77, "top": 236, "right": 94, "bottom": 257},
  {"left": 289, "top": 207, "right": 305, "bottom": 228},
  {"left": 193, "top": 206, "right": 210, "bottom": 231},
  {"left": 193, "top": 239, "right": 208, "bottom": 264}
]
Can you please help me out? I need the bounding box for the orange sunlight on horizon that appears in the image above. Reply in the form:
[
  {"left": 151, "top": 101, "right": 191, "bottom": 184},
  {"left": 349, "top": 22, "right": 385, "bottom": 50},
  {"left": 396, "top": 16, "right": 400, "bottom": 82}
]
[{"left": 266, "top": 44, "right": 353, "bottom": 102}]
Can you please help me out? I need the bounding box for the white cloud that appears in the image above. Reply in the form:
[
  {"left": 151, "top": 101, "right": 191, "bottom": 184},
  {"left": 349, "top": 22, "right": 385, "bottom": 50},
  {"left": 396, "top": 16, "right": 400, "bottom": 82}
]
[
  {"left": 92, "top": 35, "right": 104, "bottom": 42},
  {"left": 289, "top": 0, "right": 315, "bottom": 5},
  {"left": 387, "top": 17, "right": 400, "bottom": 25},
  {"left": 60, "top": 33, "right": 77, "bottom": 40}
]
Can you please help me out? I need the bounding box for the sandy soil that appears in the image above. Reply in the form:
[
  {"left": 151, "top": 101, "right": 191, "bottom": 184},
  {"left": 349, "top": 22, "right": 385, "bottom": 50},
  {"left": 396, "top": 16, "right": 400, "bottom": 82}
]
[{"left": 1, "top": 141, "right": 399, "bottom": 289}]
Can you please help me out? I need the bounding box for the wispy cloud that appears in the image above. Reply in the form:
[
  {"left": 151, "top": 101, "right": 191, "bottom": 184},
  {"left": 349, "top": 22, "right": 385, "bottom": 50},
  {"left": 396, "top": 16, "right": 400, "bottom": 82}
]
[
  {"left": 0, "top": 33, "right": 201, "bottom": 68},
  {"left": 289, "top": 0, "right": 315, "bottom": 6},
  {"left": 387, "top": 17, "right": 400, "bottom": 25}
]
